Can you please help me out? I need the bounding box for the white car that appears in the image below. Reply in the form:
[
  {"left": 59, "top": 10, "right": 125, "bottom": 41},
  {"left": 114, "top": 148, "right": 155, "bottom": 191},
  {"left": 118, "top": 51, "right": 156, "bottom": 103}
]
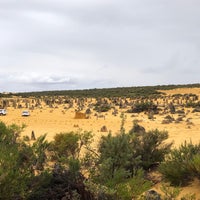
[
  {"left": 0, "top": 109, "right": 7, "bottom": 116},
  {"left": 22, "top": 110, "right": 30, "bottom": 117}
]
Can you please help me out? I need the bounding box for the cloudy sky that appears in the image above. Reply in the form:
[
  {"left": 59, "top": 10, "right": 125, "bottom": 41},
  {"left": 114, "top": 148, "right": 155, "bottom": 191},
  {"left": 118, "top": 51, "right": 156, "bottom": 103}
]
[{"left": 0, "top": 0, "right": 200, "bottom": 92}]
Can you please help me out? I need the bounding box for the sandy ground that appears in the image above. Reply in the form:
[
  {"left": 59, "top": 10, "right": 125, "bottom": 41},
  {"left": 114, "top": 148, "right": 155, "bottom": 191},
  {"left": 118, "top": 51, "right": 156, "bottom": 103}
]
[
  {"left": 1, "top": 87, "right": 200, "bottom": 198},
  {"left": 1, "top": 104, "right": 199, "bottom": 148}
]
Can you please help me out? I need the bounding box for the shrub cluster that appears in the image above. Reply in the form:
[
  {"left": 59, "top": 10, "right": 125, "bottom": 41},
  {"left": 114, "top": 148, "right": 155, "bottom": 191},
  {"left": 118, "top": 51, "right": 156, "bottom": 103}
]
[
  {"left": 86, "top": 121, "right": 172, "bottom": 199},
  {"left": 93, "top": 102, "right": 111, "bottom": 112},
  {"left": 126, "top": 102, "right": 158, "bottom": 113},
  {"left": 159, "top": 141, "right": 200, "bottom": 186},
  {"left": 0, "top": 119, "right": 199, "bottom": 199}
]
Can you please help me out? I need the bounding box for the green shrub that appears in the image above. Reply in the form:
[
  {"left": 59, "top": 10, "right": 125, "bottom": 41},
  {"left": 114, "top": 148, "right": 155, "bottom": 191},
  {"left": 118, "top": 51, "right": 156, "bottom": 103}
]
[
  {"left": 188, "top": 154, "right": 200, "bottom": 178},
  {"left": 126, "top": 102, "right": 158, "bottom": 113},
  {"left": 160, "top": 183, "right": 181, "bottom": 200},
  {"left": 93, "top": 121, "right": 171, "bottom": 186},
  {"left": 28, "top": 168, "right": 93, "bottom": 200},
  {"left": 159, "top": 141, "right": 200, "bottom": 186},
  {"left": 52, "top": 132, "right": 79, "bottom": 159},
  {"left": 94, "top": 103, "right": 111, "bottom": 112},
  {"left": 129, "top": 122, "right": 172, "bottom": 170},
  {"left": 115, "top": 169, "right": 152, "bottom": 200},
  {"left": 159, "top": 161, "right": 190, "bottom": 186},
  {"left": 84, "top": 180, "right": 116, "bottom": 200},
  {"left": 137, "top": 129, "right": 172, "bottom": 170},
  {"left": 96, "top": 132, "right": 132, "bottom": 182},
  {"left": 159, "top": 183, "right": 196, "bottom": 200}
]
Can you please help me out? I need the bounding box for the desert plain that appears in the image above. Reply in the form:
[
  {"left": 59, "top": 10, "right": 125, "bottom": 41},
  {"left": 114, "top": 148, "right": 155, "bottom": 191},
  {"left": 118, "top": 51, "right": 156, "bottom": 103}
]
[
  {"left": 1, "top": 88, "right": 200, "bottom": 146},
  {"left": 1, "top": 87, "right": 200, "bottom": 198}
]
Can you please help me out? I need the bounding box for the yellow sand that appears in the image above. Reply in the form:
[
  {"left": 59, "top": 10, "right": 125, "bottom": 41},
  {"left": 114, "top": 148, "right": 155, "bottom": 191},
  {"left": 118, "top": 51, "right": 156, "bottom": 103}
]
[{"left": 0, "top": 87, "right": 200, "bottom": 198}]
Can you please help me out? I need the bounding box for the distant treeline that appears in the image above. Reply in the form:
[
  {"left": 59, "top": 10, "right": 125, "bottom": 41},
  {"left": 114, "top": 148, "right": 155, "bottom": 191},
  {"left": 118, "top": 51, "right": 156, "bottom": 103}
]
[{"left": 1, "top": 83, "right": 200, "bottom": 98}]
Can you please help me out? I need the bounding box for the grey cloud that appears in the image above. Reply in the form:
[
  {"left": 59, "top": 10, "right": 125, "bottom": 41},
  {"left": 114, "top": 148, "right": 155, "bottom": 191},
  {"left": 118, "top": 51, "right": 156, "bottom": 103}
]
[
  {"left": 3, "top": 73, "right": 72, "bottom": 84},
  {"left": 0, "top": 72, "right": 114, "bottom": 92},
  {"left": 0, "top": 73, "right": 77, "bottom": 92},
  {"left": 0, "top": 0, "right": 200, "bottom": 92}
]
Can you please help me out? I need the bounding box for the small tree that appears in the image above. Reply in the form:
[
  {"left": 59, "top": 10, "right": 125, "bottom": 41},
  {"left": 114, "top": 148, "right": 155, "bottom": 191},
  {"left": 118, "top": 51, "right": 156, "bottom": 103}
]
[
  {"left": 96, "top": 132, "right": 132, "bottom": 182},
  {"left": 50, "top": 130, "right": 93, "bottom": 167},
  {"left": 52, "top": 132, "right": 80, "bottom": 161},
  {"left": 89, "top": 121, "right": 171, "bottom": 199},
  {"left": 128, "top": 122, "right": 172, "bottom": 170}
]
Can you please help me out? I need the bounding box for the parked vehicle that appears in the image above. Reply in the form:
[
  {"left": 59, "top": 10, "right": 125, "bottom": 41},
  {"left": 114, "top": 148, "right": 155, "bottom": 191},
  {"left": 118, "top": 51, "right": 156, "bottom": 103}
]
[
  {"left": 22, "top": 110, "right": 30, "bottom": 117},
  {"left": 0, "top": 109, "right": 7, "bottom": 116}
]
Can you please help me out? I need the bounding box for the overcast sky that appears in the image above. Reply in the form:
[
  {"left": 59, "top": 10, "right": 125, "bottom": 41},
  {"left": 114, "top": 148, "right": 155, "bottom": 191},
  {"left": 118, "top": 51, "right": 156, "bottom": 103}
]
[{"left": 0, "top": 0, "right": 200, "bottom": 92}]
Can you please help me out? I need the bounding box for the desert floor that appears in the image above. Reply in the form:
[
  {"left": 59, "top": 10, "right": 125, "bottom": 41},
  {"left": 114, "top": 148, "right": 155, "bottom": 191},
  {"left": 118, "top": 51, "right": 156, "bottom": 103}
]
[
  {"left": 2, "top": 104, "right": 200, "bottom": 148},
  {"left": 1, "top": 87, "right": 200, "bottom": 198}
]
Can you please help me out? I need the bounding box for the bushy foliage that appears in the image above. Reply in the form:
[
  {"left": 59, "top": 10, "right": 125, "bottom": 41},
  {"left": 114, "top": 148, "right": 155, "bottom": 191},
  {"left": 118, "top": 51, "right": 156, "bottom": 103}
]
[
  {"left": 52, "top": 132, "right": 80, "bottom": 159},
  {"left": 159, "top": 141, "right": 200, "bottom": 186},
  {"left": 95, "top": 122, "right": 171, "bottom": 175},
  {"left": 188, "top": 154, "right": 200, "bottom": 178},
  {"left": 127, "top": 102, "right": 158, "bottom": 113},
  {"left": 159, "top": 183, "right": 197, "bottom": 200},
  {"left": 135, "top": 129, "right": 172, "bottom": 170},
  {"left": 96, "top": 132, "right": 132, "bottom": 181},
  {"left": 88, "top": 121, "right": 171, "bottom": 199},
  {"left": 50, "top": 131, "right": 93, "bottom": 163},
  {"left": 93, "top": 102, "right": 111, "bottom": 112},
  {"left": 15, "top": 85, "right": 164, "bottom": 98},
  {"left": 0, "top": 122, "right": 50, "bottom": 199},
  {"left": 115, "top": 169, "right": 152, "bottom": 200},
  {"left": 160, "top": 183, "right": 181, "bottom": 200},
  {"left": 128, "top": 121, "right": 172, "bottom": 170},
  {"left": 2, "top": 117, "right": 200, "bottom": 199},
  {"left": 0, "top": 122, "right": 30, "bottom": 199},
  {"left": 0, "top": 122, "right": 96, "bottom": 199},
  {"left": 84, "top": 180, "right": 116, "bottom": 200},
  {"left": 27, "top": 167, "right": 94, "bottom": 200}
]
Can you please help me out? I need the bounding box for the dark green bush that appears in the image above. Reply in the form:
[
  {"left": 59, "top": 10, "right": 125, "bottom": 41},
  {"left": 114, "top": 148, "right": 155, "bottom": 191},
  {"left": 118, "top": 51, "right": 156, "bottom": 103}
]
[
  {"left": 188, "top": 154, "right": 200, "bottom": 178},
  {"left": 129, "top": 122, "right": 172, "bottom": 170},
  {"left": 159, "top": 142, "right": 200, "bottom": 186},
  {"left": 51, "top": 132, "right": 80, "bottom": 160},
  {"left": 94, "top": 103, "right": 111, "bottom": 112},
  {"left": 28, "top": 167, "right": 93, "bottom": 200},
  {"left": 135, "top": 129, "right": 172, "bottom": 170},
  {"left": 90, "top": 121, "right": 171, "bottom": 200},
  {"left": 115, "top": 169, "right": 152, "bottom": 200},
  {"left": 126, "top": 102, "right": 158, "bottom": 113}
]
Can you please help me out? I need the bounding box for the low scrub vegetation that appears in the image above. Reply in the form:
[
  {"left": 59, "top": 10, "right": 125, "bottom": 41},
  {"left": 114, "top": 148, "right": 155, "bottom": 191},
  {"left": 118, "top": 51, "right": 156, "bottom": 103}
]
[
  {"left": 126, "top": 101, "right": 158, "bottom": 113},
  {"left": 93, "top": 102, "right": 111, "bottom": 112},
  {"left": 0, "top": 119, "right": 199, "bottom": 199},
  {"left": 159, "top": 141, "right": 200, "bottom": 186},
  {"left": 2, "top": 83, "right": 198, "bottom": 98}
]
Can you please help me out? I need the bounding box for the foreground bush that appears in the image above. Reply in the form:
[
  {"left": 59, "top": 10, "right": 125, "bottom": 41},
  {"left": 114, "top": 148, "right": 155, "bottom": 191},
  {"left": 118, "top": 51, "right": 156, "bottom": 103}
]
[
  {"left": 0, "top": 122, "right": 50, "bottom": 199},
  {"left": 0, "top": 122, "right": 95, "bottom": 199},
  {"left": 86, "top": 121, "right": 171, "bottom": 199},
  {"left": 159, "top": 141, "right": 200, "bottom": 186},
  {"left": 27, "top": 166, "right": 93, "bottom": 200},
  {"left": 3, "top": 119, "right": 197, "bottom": 199}
]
